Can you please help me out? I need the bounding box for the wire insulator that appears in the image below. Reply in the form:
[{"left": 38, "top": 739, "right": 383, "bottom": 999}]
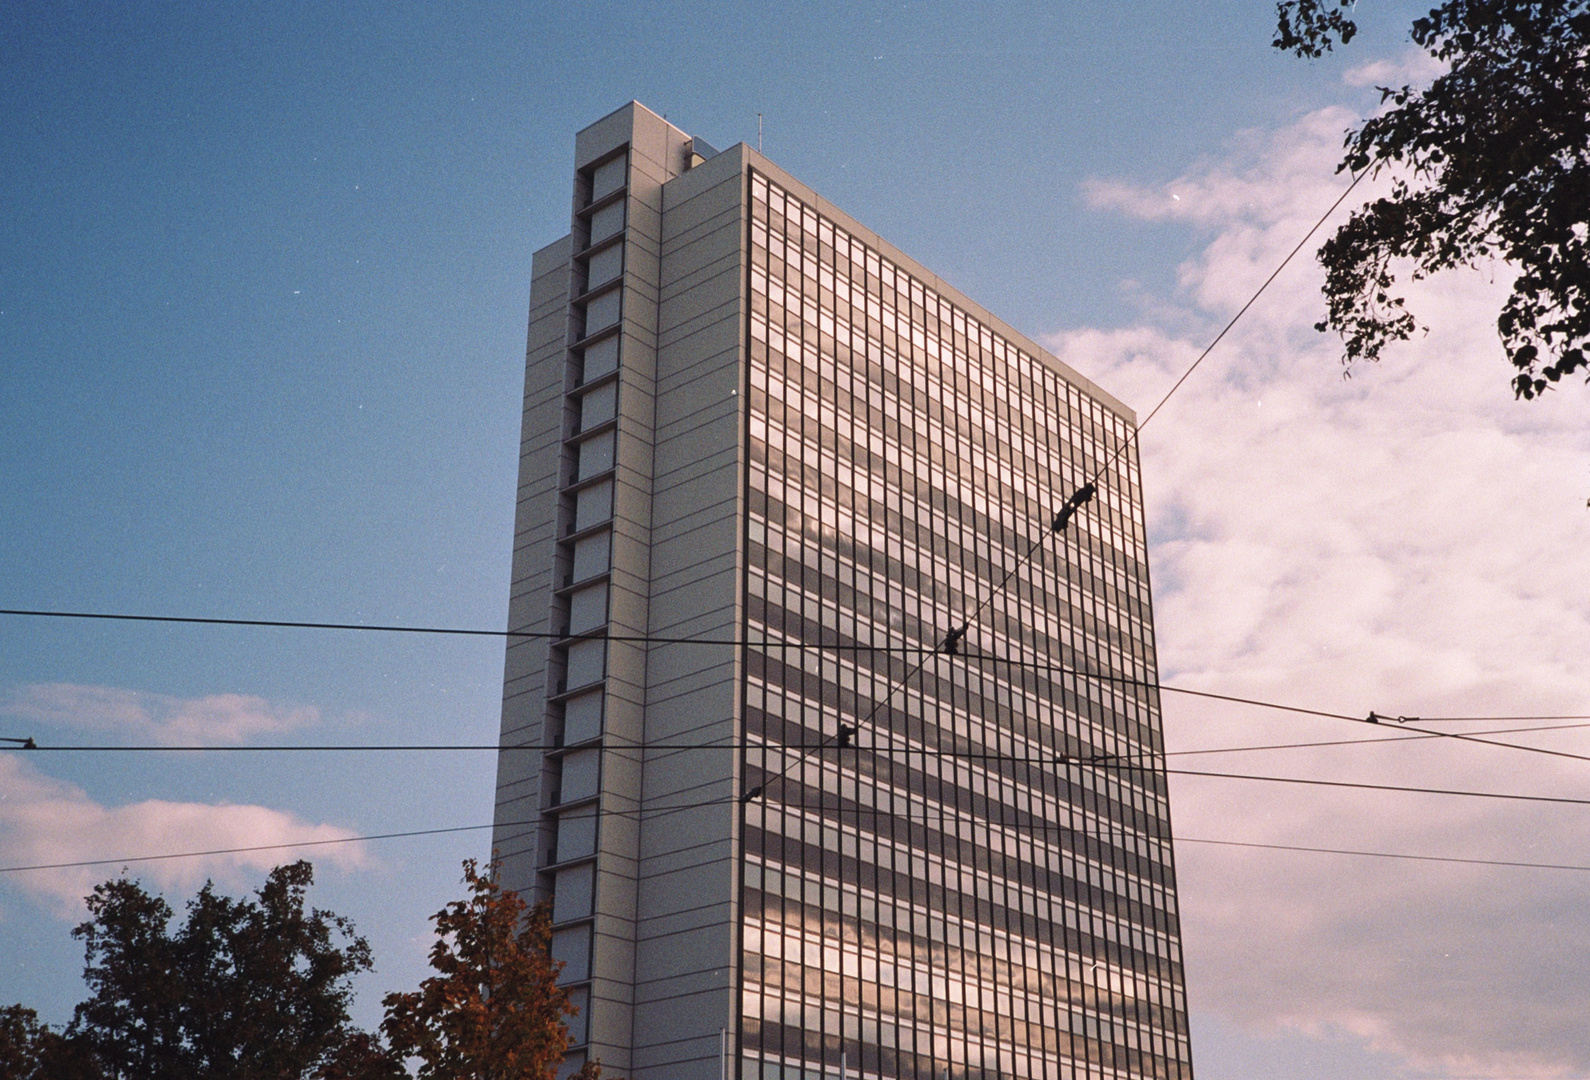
[{"left": 1051, "top": 483, "right": 1098, "bottom": 533}]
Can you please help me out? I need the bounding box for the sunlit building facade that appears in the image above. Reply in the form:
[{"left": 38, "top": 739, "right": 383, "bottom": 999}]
[{"left": 494, "top": 101, "right": 1194, "bottom": 1080}]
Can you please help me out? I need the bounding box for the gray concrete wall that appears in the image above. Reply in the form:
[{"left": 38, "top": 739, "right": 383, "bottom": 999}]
[
  {"left": 630, "top": 145, "right": 748, "bottom": 1079},
  {"left": 493, "top": 233, "right": 571, "bottom": 899},
  {"left": 500, "top": 102, "right": 743, "bottom": 1078}
]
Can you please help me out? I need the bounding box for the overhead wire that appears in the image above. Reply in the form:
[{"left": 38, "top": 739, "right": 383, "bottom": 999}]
[
  {"left": 1089, "top": 167, "right": 1368, "bottom": 481},
  {"left": 0, "top": 802, "right": 734, "bottom": 876},
  {"left": 11, "top": 789, "right": 1590, "bottom": 877},
  {"left": 3, "top": 610, "right": 1585, "bottom": 747},
  {"left": 13, "top": 718, "right": 1590, "bottom": 756},
  {"left": 13, "top": 757, "right": 1589, "bottom": 880},
  {"left": 0, "top": 608, "right": 939, "bottom": 651},
  {"left": 0, "top": 174, "right": 1377, "bottom": 813},
  {"left": 1173, "top": 835, "right": 1590, "bottom": 874},
  {"left": 964, "top": 651, "right": 1590, "bottom": 768},
  {"left": 1160, "top": 767, "right": 1590, "bottom": 806},
  {"left": 1156, "top": 718, "right": 1590, "bottom": 758},
  {"left": 733, "top": 169, "right": 1402, "bottom": 813},
  {"left": 11, "top": 171, "right": 1590, "bottom": 899}
]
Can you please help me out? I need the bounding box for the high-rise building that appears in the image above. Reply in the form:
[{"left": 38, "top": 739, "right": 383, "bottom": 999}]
[{"left": 493, "top": 102, "right": 1194, "bottom": 1080}]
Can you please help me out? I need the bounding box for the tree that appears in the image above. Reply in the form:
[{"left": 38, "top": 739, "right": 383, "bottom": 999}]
[
  {"left": 1275, "top": 0, "right": 1590, "bottom": 398},
  {"left": 0, "top": 1006, "right": 42, "bottom": 1080},
  {"left": 313, "top": 1031, "right": 406, "bottom": 1080},
  {"left": 0, "top": 1004, "right": 99, "bottom": 1080},
  {"left": 381, "top": 859, "right": 578, "bottom": 1080},
  {"left": 68, "top": 860, "right": 382, "bottom": 1080}
]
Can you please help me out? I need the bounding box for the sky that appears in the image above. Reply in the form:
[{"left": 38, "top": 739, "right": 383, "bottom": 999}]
[{"left": 2, "top": 3, "right": 1587, "bottom": 1078}]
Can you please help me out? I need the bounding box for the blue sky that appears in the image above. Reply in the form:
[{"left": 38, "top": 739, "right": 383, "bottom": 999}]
[{"left": 8, "top": 4, "right": 1590, "bottom": 1078}]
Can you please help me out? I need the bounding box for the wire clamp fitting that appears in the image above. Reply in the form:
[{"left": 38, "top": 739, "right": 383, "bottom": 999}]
[
  {"left": 1051, "top": 483, "right": 1098, "bottom": 533},
  {"left": 941, "top": 625, "right": 967, "bottom": 655},
  {"left": 740, "top": 785, "right": 764, "bottom": 805},
  {"left": 835, "top": 723, "right": 857, "bottom": 749}
]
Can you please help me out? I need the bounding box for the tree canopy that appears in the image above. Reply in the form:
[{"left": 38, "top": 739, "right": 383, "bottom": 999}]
[
  {"left": 71, "top": 861, "right": 377, "bottom": 1080},
  {"left": 2, "top": 861, "right": 382, "bottom": 1080},
  {"left": 0, "top": 1004, "right": 97, "bottom": 1080},
  {"left": 1275, "top": 0, "right": 1590, "bottom": 398},
  {"left": 4, "top": 861, "right": 595, "bottom": 1080},
  {"left": 381, "top": 859, "right": 578, "bottom": 1080}
]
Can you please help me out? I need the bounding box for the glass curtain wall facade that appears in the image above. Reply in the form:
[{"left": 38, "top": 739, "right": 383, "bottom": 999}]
[{"left": 739, "top": 170, "right": 1194, "bottom": 1079}]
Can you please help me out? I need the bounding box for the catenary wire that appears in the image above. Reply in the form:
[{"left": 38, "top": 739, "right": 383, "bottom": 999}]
[
  {"left": 21, "top": 178, "right": 1568, "bottom": 823},
  {"left": 1157, "top": 719, "right": 1590, "bottom": 758},
  {"left": 4, "top": 168, "right": 1582, "bottom": 815},
  {"left": 939, "top": 168, "right": 1370, "bottom": 660},
  {"left": 1161, "top": 767, "right": 1590, "bottom": 805},
  {"left": 732, "top": 522, "right": 1101, "bottom": 804},
  {"left": 11, "top": 801, "right": 1590, "bottom": 877},
  {"left": 1089, "top": 168, "right": 1367, "bottom": 481},
  {"left": 963, "top": 651, "right": 1590, "bottom": 768},
  {"left": 0, "top": 608, "right": 940, "bottom": 651},
  {"left": 747, "top": 760, "right": 1590, "bottom": 805},
  {"left": 3, "top": 608, "right": 1583, "bottom": 733},
  {"left": 823, "top": 170, "right": 1375, "bottom": 831},
  {"left": 1405, "top": 714, "right": 1590, "bottom": 723},
  {"left": 1172, "top": 835, "right": 1590, "bottom": 873},
  {"left": 0, "top": 801, "right": 740, "bottom": 876},
  {"left": 14, "top": 718, "right": 1590, "bottom": 755},
  {"left": 0, "top": 178, "right": 1377, "bottom": 808}
]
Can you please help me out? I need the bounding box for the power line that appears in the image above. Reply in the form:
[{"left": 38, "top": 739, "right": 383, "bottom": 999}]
[
  {"left": 961, "top": 651, "right": 1358, "bottom": 720},
  {"left": 1163, "top": 767, "right": 1590, "bottom": 806},
  {"left": 1089, "top": 168, "right": 1368, "bottom": 483},
  {"left": 737, "top": 501, "right": 1102, "bottom": 806},
  {"left": 966, "top": 652, "right": 1590, "bottom": 769},
  {"left": 5, "top": 608, "right": 1584, "bottom": 738},
  {"left": 1173, "top": 835, "right": 1590, "bottom": 874},
  {"left": 1365, "top": 714, "right": 1590, "bottom": 768},
  {"left": 1404, "top": 714, "right": 1590, "bottom": 723},
  {"left": 0, "top": 801, "right": 736, "bottom": 876},
  {"left": 893, "top": 170, "right": 1372, "bottom": 724},
  {"left": 12, "top": 797, "right": 1590, "bottom": 878},
  {"left": 0, "top": 608, "right": 934, "bottom": 651},
  {"left": 10, "top": 719, "right": 1590, "bottom": 761},
  {"left": 801, "top": 804, "right": 1590, "bottom": 874},
  {"left": 754, "top": 762, "right": 1590, "bottom": 808},
  {"left": 1160, "top": 719, "right": 1590, "bottom": 758},
  {"left": 0, "top": 823, "right": 500, "bottom": 874}
]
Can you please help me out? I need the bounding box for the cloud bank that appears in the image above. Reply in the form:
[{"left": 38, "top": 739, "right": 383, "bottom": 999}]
[
  {"left": 0, "top": 753, "right": 369, "bottom": 916},
  {"left": 2, "top": 683, "right": 318, "bottom": 745},
  {"left": 1060, "top": 107, "right": 1590, "bottom": 1078}
]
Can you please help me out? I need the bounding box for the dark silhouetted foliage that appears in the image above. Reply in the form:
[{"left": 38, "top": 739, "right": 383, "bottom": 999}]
[
  {"left": 0, "top": 1004, "right": 100, "bottom": 1080},
  {"left": 1276, "top": 0, "right": 1590, "bottom": 397},
  {"left": 68, "top": 860, "right": 384, "bottom": 1080}
]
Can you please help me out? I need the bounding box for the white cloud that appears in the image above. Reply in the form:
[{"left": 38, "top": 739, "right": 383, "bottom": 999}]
[
  {"left": 2, "top": 683, "right": 318, "bottom": 745},
  {"left": 1059, "top": 105, "right": 1590, "bottom": 1078},
  {"left": 0, "top": 754, "right": 370, "bottom": 917},
  {"left": 1342, "top": 48, "right": 1448, "bottom": 89},
  {"left": 1081, "top": 108, "right": 1359, "bottom": 232}
]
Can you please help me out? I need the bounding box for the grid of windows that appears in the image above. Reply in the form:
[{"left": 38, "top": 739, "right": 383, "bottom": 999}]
[{"left": 738, "top": 171, "right": 1193, "bottom": 1080}]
